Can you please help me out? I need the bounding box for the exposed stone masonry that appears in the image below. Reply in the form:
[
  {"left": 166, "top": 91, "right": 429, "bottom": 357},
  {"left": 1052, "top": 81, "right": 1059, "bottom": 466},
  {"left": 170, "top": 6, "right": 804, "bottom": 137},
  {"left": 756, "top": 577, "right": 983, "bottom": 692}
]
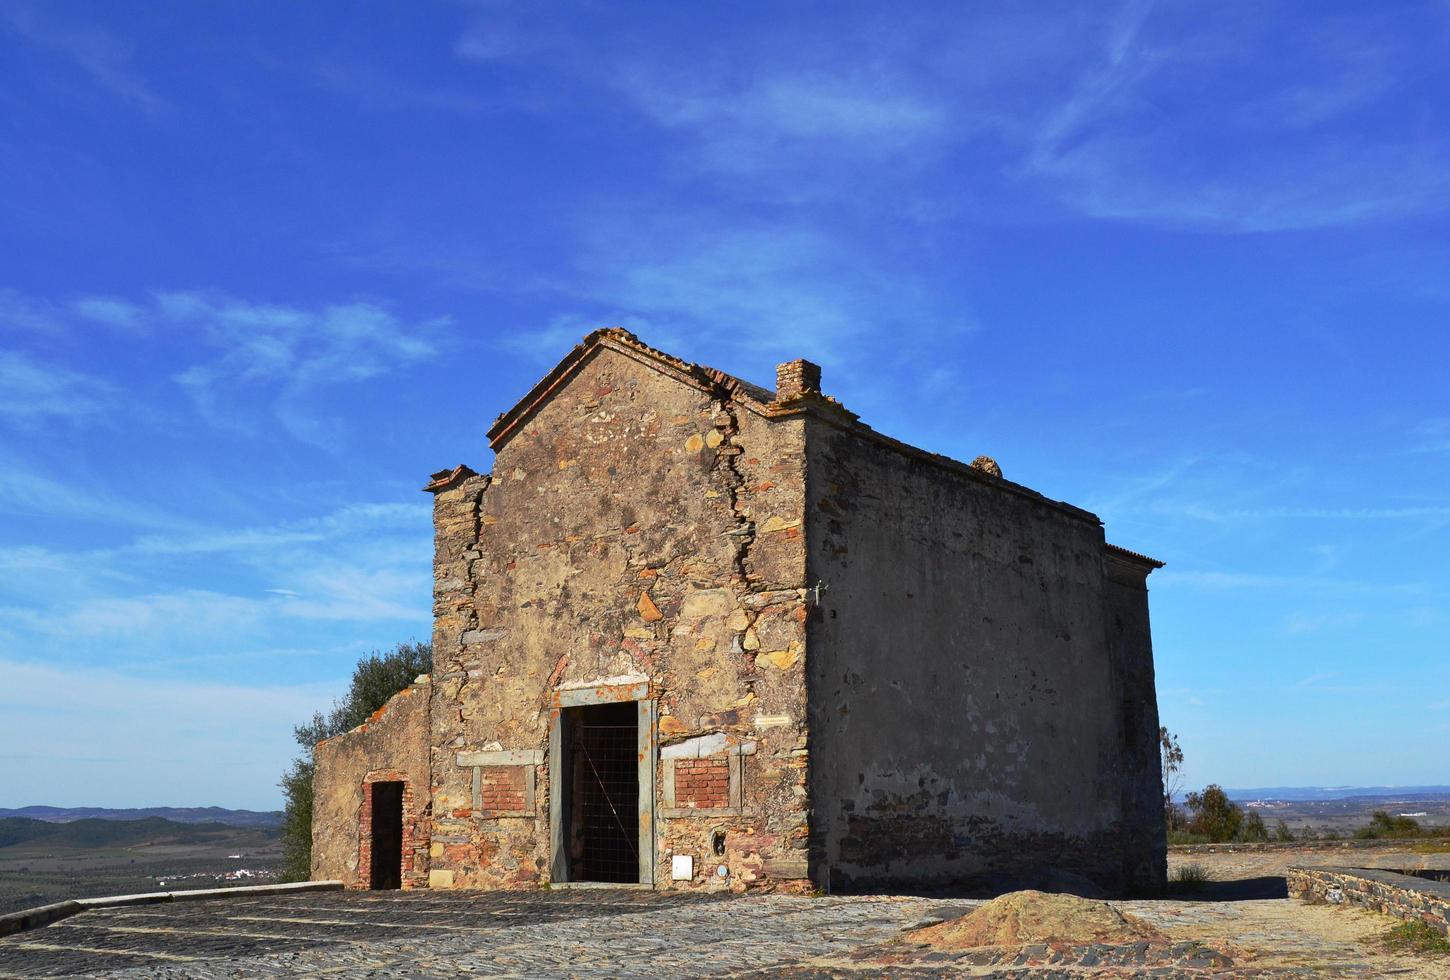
[
  {"left": 312, "top": 327, "right": 1166, "bottom": 897},
  {"left": 1289, "top": 866, "right": 1450, "bottom": 935}
]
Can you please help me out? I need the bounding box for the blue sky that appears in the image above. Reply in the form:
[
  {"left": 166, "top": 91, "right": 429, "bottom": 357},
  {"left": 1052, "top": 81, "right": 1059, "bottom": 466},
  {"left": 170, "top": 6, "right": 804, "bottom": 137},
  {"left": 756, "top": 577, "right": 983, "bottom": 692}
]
[{"left": 1, "top": 1, "right": 1447, "bottom": 809}]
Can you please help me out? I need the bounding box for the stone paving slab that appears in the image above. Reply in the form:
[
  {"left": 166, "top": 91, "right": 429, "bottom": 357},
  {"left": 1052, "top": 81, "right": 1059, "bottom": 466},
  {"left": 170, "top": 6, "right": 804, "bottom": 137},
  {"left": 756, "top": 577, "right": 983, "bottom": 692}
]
[
  {"left": 0, "top": 890, "right": 956, "bottom": 979},
  {"left": 1, "top": 887, "right": 1447, "bottom": 978}
]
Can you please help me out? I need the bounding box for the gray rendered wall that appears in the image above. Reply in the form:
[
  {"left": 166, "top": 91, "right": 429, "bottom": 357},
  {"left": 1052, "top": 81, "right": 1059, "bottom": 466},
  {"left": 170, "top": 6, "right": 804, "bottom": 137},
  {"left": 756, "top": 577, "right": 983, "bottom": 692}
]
[
  {"left": 805, "top": 421, "right": 1146, "bottom": 893},
  {"left": 1104, "top": 555, "right": 1168, "bottom": 892}
]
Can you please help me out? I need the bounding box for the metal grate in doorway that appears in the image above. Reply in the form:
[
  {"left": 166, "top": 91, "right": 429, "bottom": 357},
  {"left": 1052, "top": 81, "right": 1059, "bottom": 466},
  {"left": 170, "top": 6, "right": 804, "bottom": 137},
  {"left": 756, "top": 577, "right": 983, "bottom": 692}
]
[{"left": 574, "top": 711, "right": 639, "bottom": 883}]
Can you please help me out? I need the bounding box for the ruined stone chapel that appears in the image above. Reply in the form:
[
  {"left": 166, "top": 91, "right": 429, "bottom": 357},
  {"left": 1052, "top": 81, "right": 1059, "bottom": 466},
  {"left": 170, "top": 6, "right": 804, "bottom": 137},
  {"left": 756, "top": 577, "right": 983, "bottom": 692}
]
[{"left": 312, "top": 328, "right": 1167, "bottom": 895}]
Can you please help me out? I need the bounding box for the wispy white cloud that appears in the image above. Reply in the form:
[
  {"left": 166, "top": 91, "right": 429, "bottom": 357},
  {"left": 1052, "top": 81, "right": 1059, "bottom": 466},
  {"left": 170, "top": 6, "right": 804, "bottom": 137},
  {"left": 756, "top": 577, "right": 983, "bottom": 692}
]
[
  {"left": 0, "top": 350, "right": 115, "bottom": 424},
  {"left": 1309, "top": 544, "right": 1339, "bottom": 575},
  {"left": 123, "top": 291, "right": 452, "bottom": 445},
  {"left": 0, "top": 498, "right": 432, "bottom": 673},
  {"left": 1411, "top": 418, "right": 1450, "bottom": 455},
  {"left": 1281, "top": 611, "right": 1364, "bottom": 636},
  {"left": 0, "top": 452, "right": 178, "bottom": 528},
  {"left": 10, "top": 589, "right": 267, "bottom": 642},
  {"left": 535, "top": 218, "right": 973, "bottom": 376},
  {"left": 453, "top": 9, "right": 960, "bottom": 201},
  {"left": 1081, "top": 456, "right": 1202, "bottom": 521},
  {"left": 71, "top": 296, "right": 148, "bottom": 334},
  {"left": 618, "top": 70, "right": 949, "bottom": 177},
  {"left": 129, "top": 502, "right": 429, "bottom": 556},
  {"left": 1157, "top": 569, "right": 1429, "bottom": 596},
  {"left": 310, "top": 58, "right": 496, "bottom": 114},
  {"left": 0, "top": 658, "right": 334, "bottom": 807},
  {"left": 447, "top": 3, "right": 1450, "bottom": 231},
  {"left": 0, "top": 2, "right": 165, "bottom": 114},
  {"left": 1157, "top": 502, "right": 1450, "bottom": 522},
  {"left": 1289, "top": 671, "right": 1335, "bottom": 690},
  {"left": 501, "top": 312, "right": 656, "bottom": 363},
  {"left": 1023, "top": 4, "right": 1450, "bottom": 230},
  {"left": 3, "top": 287, "right": 451, "bottom": 443},
  {"left": 0, "top": 288, "right": 67, "bottom": 335}
]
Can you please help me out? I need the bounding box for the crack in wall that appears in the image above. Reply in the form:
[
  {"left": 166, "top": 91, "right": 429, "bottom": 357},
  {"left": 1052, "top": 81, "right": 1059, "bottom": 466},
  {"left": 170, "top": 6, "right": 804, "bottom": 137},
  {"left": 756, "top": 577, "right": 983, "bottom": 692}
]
[{"left": 709, "top": 397, "right": 756, "bottom": 589}]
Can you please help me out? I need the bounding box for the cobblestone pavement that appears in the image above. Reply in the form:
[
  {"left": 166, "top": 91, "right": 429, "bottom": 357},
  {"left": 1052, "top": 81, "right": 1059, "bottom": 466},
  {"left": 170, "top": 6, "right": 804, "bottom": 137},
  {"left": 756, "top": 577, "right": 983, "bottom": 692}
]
[
  {"left": 0, "top": 890, "right": 966, "bottom": 979},
  {"left": 1, "top": 884, "right": 1447, "bottom": 978}
]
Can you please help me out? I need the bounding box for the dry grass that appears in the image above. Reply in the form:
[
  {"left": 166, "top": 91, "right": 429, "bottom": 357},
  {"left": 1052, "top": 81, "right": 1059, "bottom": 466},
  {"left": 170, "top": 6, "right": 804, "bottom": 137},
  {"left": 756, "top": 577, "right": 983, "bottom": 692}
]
[
  {"left": 1168, "top": 862, "right": 1211, "bottom": 893},
  {"left": 1372, "top": 920, "right": 1450, "bottom": 957}
]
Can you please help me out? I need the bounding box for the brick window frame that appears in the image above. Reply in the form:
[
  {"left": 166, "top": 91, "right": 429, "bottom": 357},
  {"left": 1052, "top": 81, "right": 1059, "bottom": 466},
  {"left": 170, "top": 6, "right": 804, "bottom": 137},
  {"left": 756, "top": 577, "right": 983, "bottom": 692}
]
[
  {"left": 660, "top": 737, "right": 756, "bottom": 818},
  {"left": 455, "top": 749, "right": 543, "bottom": 818}
]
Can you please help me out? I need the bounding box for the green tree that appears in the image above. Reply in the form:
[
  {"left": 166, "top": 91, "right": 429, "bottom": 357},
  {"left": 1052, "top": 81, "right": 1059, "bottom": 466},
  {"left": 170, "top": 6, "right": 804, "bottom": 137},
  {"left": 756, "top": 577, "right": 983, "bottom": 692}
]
[
  {"left": 1239, "top": 810, "right": 1269, "bottom": 842},
  {"left": 278, "top": 640, "right": 431, "bottom": 882},
  {"left": 1184, "top": 784, "right": 1244, "bottom": 843},
  {"left": 1273, "top": 818, "right": 1296, "bottom": 842},
  {"left": 1355, "top": 810, "right": 1422, "bottom": 840},
  {"left": 1159, "top": 726, "right": 1185, "bottom": 830}
]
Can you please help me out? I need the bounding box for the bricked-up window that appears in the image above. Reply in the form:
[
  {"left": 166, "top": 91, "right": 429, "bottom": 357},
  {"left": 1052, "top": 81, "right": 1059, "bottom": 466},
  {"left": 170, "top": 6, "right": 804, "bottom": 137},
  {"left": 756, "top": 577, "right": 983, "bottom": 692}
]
[
  {"left": 480, "top": 766, "right": 526, "bottom": 813},
  {"left": 456, "top": 748, "right": 542, "bottom": 818},
  {"left": 660, "top": 737, "right": 755, "bottom": 817},
  {"left": 673, "top": 758, "right": 730, "bottom": 809}
]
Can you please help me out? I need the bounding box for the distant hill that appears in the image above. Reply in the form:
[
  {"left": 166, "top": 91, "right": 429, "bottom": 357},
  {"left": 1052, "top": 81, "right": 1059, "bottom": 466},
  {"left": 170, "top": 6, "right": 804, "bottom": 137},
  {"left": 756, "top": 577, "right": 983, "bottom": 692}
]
[
  {"left": 0, "top": 806, "right": 282, "bottom": 828},
  {"left": 0, "top": 816, "right": 278, "bottom": 850},
  {"left": 1224, "top": 786, "right": 1450, "bottom": 802}
]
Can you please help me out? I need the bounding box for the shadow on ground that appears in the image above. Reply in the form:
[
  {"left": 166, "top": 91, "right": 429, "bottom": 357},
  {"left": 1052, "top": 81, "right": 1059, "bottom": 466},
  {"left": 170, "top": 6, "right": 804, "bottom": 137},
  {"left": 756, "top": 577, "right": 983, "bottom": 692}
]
[
  {"left": 1168, "top": 876, "right": 1289, "bottom": 902},
  {"left": 834, "top": 874, "right": 1290, "bottom": 904}
]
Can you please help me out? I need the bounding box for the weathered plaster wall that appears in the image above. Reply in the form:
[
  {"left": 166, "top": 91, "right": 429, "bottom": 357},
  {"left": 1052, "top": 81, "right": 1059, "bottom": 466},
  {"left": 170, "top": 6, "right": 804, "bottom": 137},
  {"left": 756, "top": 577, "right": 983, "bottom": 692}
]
[
  {"left": 1104, "top": 555, "right": 1168, "bottom": 892},
  {"left": 805, "top": 421, "right": 1154, "bottom": 893},
  {"left": 426, "top": 344, "right": 813, "bottom": 891},
  {"left": 311, "top": 681, "right": 431, "bottom": 888}
]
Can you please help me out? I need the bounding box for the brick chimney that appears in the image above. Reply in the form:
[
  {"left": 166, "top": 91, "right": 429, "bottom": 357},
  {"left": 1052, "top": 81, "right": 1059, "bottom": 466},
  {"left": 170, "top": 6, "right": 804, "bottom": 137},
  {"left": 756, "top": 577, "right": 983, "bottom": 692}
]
[{"left": 775, "top": 359, "right": 821, "bottom": 401}]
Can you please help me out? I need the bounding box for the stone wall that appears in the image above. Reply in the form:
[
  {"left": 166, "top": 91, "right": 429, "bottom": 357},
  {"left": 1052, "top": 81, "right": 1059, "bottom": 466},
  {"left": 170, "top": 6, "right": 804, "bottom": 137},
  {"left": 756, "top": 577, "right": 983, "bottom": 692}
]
[
  {"left": 425, "top": 340, "right": 813, "bottom": 891},
  {"left": 1289, "top": 866, "right": 1450, "bottom": 935},
  {"left": 312, "top": 681, "right": 432, "bottom": 888},
  {"left": 1174, "top": 838, "right": 1450, "bottom": 855},
  {"left": 804, "top": 419, "right": 1163, "bottom": 894}
]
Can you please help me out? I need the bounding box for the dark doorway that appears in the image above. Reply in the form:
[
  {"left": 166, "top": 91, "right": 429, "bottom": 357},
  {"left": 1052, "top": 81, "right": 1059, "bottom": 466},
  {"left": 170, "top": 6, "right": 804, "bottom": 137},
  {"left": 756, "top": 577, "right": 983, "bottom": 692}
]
[
  {"left": 369, "top": 781, "right": 403, "bottom": 890},
  {"left": 563, "top": 701, "right": 640, "bottom": 882}
]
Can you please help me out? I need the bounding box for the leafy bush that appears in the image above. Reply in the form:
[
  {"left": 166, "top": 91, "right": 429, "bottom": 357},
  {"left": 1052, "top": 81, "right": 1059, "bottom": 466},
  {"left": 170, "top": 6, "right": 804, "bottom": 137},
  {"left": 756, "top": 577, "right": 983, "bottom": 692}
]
[
  {"left": 1273, "top": 819, "right": 1295, "bottom": 842},
  {"left": 1355, "top": 810, "right": 1425, "bottom": 840},
  {"left": 1184, "top": 785, "right": 1243, "bottom": 843},
  {"left": 278, "top": 640, "right": 431, "bottom": 882}
]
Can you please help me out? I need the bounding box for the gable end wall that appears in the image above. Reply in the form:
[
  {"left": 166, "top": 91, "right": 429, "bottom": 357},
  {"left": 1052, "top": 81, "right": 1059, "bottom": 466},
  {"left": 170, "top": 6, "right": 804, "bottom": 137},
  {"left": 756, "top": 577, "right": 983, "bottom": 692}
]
[{"left": 425, "top": 346, "right": 813, "bottom": 890}]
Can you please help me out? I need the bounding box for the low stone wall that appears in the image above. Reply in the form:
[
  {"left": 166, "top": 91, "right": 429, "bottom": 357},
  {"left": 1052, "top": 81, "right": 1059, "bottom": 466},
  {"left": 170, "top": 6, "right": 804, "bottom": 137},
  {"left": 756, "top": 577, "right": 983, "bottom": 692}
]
[
  {"left": 1288, "top": 866, "right": 1450, "bottom": 935},
  {"left": 1173, "top": 837, "right": 1450, "bottom": 855},
  {"left": 0, "top": 881, "right": 343, "bottom": 938}
]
